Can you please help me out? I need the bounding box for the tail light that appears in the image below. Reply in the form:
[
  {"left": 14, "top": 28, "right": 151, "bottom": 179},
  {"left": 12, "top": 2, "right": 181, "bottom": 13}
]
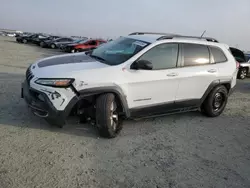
[{"left": 236, "top": 61, "right": 240, "bottom": 69}]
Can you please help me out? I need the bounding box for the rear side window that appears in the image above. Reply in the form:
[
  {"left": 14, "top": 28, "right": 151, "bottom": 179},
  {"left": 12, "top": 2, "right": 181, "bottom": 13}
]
[
  {"left": 210, "top": 46, "right": 227, "bottom": 63},
  {"left": 183, "top": 44, "right": 210, "bottom": 66}
]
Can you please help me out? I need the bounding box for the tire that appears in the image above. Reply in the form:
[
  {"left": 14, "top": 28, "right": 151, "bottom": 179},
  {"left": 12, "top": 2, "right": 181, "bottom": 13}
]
[
  {"left": 237, "top": 68, "right": 248, "bottom": 80},
  {"left": 40, "top": 42, "right": 44, "bottom": 47},
  {"left": 22, "top": 39, "right": 27, "bottom": 44},
  {"left": 51, "top": 43, "right": 56, "bottom": 49},
  {"left": 96, "top": 93, "right": 123, "bottom": 138},
  {"left": 201, "top": 85, "right": 228, "bottom": 117}
]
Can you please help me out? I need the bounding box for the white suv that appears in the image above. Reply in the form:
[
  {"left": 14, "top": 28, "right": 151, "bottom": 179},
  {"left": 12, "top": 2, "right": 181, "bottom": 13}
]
[{"left": 21, "top": 32, "right": 238, "bottom": 138}]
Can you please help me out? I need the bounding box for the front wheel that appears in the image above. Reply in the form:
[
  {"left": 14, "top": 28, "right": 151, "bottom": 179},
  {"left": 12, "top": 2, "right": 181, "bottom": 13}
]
[
  {"left": 201, "top": 85, "right": 228, "bottom": 117},
  {"left": 96, "top": 93, "right": 123, "bottom": 138},
  {"left": 238, "top": 68, "right": 248, "bottom": 80},
  {"left": 22, "top": 39, "right": 27, "bottom": 44},
  {"left": 51, "top": 44, "right": 56, "bottom": 49},
  {"left": 40, "top": 41, "right": 44, "bottom": 47}
]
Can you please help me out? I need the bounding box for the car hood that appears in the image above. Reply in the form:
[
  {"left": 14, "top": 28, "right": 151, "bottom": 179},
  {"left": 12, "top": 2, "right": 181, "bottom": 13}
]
[{"left": 32, "top": 53, "right": 109, "bottom": 78}]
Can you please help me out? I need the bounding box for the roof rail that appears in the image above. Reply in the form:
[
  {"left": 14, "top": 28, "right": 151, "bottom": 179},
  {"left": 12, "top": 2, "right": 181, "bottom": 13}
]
[
  {"left": 157, "top": 35, "right": 219, "bottom": 42},
  {"left": 129, "top": 32, "right": 178, "bottom": 36}
]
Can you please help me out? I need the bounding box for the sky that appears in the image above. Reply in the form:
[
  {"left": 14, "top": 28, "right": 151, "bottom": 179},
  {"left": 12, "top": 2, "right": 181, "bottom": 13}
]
[{"left": 0, "top": 0, "right": 249, "bottom": 50}]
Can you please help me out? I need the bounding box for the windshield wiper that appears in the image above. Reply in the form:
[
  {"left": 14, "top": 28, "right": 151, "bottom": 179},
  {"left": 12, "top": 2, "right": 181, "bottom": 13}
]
[{"left": 89, "top": 54, "right": 107, "bottom": 63}]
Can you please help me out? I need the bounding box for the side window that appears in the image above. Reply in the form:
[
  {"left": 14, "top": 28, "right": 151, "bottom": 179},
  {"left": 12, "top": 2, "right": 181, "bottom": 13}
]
[
  {"left": 58, "top": 38, "right": 64, "bottom": 42},
  {"left": 139, "top": 43, "right": 178, "bottom": 70},
  {"left": 99, "top": 41, "right": 106, "bottom": 44},
  {"left": 183, "top": 43, "right": 210, "bottom": 66},
  {"left": 88, "top": 40, "right": 97, "bottom": 45},
  {"left": 210, "top": 46, "right": 227, "bottom": 63}
]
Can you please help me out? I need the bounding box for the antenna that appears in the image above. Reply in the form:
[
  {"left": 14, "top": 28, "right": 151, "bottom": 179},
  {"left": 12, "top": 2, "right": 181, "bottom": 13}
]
[{"left": 200, "top": 30, "right": 206, "bottom": 38}]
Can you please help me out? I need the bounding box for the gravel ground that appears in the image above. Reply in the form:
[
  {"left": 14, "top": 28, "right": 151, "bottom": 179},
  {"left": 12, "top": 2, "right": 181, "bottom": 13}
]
[{"left": 0, "top": 36, "right": 250, "bottom": 188}]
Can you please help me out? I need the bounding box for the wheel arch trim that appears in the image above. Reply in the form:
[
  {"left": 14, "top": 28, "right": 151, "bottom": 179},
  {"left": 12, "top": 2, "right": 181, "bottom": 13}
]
[
  {"left": 200, "top": 79, "right": 232, "bottom": 105},
  {"left": 78, "top": 86, "right": 130, "bottom": 117}
]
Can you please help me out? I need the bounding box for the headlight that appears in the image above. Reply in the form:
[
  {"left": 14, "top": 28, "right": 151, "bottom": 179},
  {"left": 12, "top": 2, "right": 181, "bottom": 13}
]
[{"left": 35, "top": 78, "right": 74, "bottom": 87}]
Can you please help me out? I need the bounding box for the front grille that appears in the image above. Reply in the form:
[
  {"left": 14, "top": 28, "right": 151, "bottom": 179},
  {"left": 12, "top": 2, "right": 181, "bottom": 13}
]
[{"left": 26, "top": 65, "right": 34, "bottom": 85}]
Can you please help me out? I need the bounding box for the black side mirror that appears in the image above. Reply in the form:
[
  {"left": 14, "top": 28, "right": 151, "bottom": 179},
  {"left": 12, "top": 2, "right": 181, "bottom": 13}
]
[{"left": 131, "top": 60, "right": 153, "bottom": 70}]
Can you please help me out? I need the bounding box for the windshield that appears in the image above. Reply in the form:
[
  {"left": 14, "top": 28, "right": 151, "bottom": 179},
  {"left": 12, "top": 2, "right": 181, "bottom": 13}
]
[
  {"left": 90, "top": 37, "right": 150, "bottom": 65},
  {"left": 76, "top": 39, "right": 88, "bottom": 43}
]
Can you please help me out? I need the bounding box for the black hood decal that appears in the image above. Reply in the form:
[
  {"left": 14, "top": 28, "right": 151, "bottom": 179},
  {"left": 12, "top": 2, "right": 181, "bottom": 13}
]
[{"left": 38, "top": 54, "right": 96, "bottom": 68}]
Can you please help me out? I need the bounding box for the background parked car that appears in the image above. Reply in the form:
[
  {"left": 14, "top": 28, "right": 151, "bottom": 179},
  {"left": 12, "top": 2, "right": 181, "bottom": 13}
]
[
  {"left": 63, "top": 39, "right": 106, "bottom": 53},
  {"left": 16, "top": 33, "right": 48, "bottom": 44},
  {"left": 59, "top": 37, "right": 88, "bottom": 50},
  {"left": 37, "top": 35, "right": 60, "bottom": 47},
  {"left": 245, "top": 53, "right": 250, "bottom": 62},
  {"left": 230, "top": 47, "right": 250, "bottom": 79},
  {"left": 0, "top": 31, "right": 6, "bottom": 36},
  {"left": 6, "top": 33, "right": 16, "bottom": 37},
  {"left": 42, "top": 37, "right": 76, "bottom": 49}
]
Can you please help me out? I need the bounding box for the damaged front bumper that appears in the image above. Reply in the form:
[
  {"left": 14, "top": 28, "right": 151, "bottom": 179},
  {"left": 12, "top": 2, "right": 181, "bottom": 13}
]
[{"left": 21, "top": 81, "right": 77, "bottom": 127}]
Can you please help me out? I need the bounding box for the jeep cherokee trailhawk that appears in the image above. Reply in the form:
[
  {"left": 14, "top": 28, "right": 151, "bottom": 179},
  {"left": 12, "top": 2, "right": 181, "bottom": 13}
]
[{"left": 21, "top": 32, "right": 238, "bottom": 138}]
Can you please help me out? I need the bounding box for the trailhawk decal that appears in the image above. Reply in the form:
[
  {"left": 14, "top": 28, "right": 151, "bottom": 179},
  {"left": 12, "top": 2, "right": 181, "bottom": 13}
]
[{"left": 132, "top": 41, "right": 147, "bottom": 47}]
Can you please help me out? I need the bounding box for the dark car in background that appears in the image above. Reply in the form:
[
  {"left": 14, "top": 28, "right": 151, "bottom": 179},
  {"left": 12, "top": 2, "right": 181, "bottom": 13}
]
[
  {"left": 59, "top": 38, "right": 88, "bottom": 51},
  {"left": 16, "top": 33, "right": 48, "bottom": 44},
  {"left": 41, "top": 37, "right": 76, "bottom": 49},
  {"left": 38, "top": 35, "right": 61, "bottom": 47},
  {"left": 63, "top": 39, "right": 106, "bottom": 53}
]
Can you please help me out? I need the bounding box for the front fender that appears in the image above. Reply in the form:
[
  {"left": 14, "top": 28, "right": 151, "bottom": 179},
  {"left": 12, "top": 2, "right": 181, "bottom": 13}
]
[{"left": 78, "top": 86, "right": 130, "bottom": 117}]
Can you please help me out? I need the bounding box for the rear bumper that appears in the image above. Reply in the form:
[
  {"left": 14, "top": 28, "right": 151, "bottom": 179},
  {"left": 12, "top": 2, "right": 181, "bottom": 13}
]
[{"left": 21, "top": 81, "right": 78, "bottom": 126}]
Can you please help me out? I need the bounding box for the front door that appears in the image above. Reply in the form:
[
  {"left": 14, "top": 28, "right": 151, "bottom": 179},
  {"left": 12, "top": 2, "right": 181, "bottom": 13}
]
[{"left": 125, "top": 43, "right": 181, "bottom": 116}]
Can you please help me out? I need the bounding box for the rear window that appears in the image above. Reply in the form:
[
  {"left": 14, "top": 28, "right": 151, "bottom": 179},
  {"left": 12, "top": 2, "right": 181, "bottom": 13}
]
[
  {"left": 183, "top": 43, "right": 210, "bottom": 66},
  {"left": 245, "top": 55, "right": 250, "bottom": 62},
  {"left": 210, "top": 46, "right": 227, "bottom": 63}
]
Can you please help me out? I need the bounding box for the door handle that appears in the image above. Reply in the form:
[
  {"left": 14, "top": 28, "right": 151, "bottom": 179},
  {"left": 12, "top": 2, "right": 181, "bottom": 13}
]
[
  {"left": 167, "top": 73, "right": 178, "bottom": 77},
  {"left": 207, "top": 69, "right": 217, "bottom": 73}
]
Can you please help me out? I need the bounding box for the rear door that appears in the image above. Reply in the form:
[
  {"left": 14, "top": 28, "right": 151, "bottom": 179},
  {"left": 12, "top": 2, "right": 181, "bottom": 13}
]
[{"left": 174, "top": 43, "right": 217, "bottom": 106}]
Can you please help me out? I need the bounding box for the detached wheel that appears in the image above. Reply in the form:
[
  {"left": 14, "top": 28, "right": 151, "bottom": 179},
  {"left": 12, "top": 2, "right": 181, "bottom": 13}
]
[
  {"left": 96, "top": 93, "right": 123, "bottom": 138},
  {"left": 238, "top": 68, "right": 248, "bottom": 80},
  {"left": 22, "top": 39, "right": 27, "bottom": 44},
  {"left": 201, "top": 85, "right": 228, "bottom": 117},
  {"left": 51, "top": 43, "right": 56, "bottom": 49}
]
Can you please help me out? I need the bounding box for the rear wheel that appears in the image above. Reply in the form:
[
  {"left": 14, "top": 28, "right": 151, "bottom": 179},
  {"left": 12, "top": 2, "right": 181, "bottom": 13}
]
[
  {"left": 238, "top": 68, "right": 248, "bottom": 79},
  {"left": 22, "top": 39, "right": 27, "bottom": 44},
  {"left": 201, "top": 85, "right": 228, "bottom": 117},
  {"left": 96, "top": 93, "right": 123, "bottom": 138}
]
